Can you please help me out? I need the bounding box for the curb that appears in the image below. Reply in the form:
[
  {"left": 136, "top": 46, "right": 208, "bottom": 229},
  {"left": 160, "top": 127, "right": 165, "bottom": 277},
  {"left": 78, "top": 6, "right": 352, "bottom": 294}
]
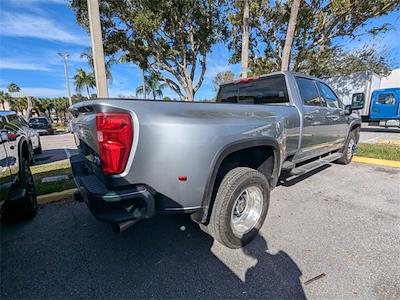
[
  {"left": 37, "top": 188, "right": 77, "bottom": 205},
  {"left": 353, "top": 156, "right": 400, "bottom": 168}
]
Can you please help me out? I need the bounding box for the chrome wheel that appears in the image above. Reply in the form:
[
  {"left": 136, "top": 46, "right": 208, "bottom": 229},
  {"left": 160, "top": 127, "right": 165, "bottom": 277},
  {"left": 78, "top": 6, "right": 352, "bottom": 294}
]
[
  {"left": 347, "top": 138, "right": 355, "bottom": 160},
  {"left": 231, "top": 186, "right": 263, "bottom": 235}
]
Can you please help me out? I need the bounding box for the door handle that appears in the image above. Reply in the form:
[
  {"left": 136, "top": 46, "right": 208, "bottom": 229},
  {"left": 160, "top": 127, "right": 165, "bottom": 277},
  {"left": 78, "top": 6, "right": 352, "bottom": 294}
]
[
  {"left": 327, "top": 115, "right": 339, "bottom": 119},
  {"left": 304, "top": 115, "right": 313, "bottom": 120},
  {"left": 10, "top": 145, "right": 15, "bottom": 150}
]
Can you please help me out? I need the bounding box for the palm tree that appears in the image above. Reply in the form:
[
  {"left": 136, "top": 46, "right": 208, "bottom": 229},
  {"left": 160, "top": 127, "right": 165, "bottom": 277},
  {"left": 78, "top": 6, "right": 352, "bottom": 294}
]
[
  {"left": 9, "top": 97, "right": 27, "bottom": 115},
  {"left": 120, "top": 54, "right": 148, "bottom": 99},
  {"left": 136, "top": 74, "right": 167, "bottom": 100},
  {"left": 73, "top": 68, "right": 95, "bottom": 98},
  {"left": 281, "top": 0, "right": 301, "bottom": 71},
  {"left": 7, "top": 83, "right": 20, "bottom": 95},
  {"left": 0, "top": 91, "right": 11, "bottom": 110},
  {"left": 81, "top": 47, "right": 115, "bottom": 84}
]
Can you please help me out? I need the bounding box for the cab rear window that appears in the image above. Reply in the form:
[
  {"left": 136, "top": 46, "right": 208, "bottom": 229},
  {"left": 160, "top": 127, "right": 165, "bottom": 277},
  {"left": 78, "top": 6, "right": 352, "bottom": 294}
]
[{"left": 217, "top": 74, "right": 289, "bottom": 104}]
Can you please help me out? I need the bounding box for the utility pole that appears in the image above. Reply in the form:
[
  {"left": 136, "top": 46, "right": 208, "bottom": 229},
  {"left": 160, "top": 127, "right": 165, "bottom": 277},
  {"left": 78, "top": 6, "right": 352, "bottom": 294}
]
[
  {"left": 58, "top": 52, "right": 72, "bottom": 106},
  {"left": 87, "top": 0, "right": 108, "bottom": 98},
  {"left": 241, "top": 0, "right": 249, "bottom": 79}
]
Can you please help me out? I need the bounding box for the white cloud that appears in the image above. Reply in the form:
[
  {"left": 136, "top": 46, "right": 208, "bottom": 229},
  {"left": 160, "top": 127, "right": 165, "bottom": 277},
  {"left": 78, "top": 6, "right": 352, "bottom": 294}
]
[
  {"left": 0, "top": 60, "right": 51, "bottom": 71},
  {"left": 204, "top": 64, "right": 232, "bottom": 78},
  {"left": 0, "top": 12, "right": 90, "bottom": 46},
  {"left": 9, "top": 0, "right": 67, "bottom": 3},
  {"left": 1, "top": 87, "right": 67, "bottom": 98}
]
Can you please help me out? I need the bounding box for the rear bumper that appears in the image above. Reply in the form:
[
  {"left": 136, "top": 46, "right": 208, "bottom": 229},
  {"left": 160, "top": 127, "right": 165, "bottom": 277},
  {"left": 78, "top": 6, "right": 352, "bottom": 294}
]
[{"left": 70, "top": 154, "right": 155, "bottom": 223}]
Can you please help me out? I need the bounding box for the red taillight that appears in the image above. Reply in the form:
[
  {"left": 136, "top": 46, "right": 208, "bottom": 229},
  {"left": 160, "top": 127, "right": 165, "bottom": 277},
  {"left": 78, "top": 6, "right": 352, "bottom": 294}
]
[{"left": 96, "top": 112, "right": 133, "bottom": 174}]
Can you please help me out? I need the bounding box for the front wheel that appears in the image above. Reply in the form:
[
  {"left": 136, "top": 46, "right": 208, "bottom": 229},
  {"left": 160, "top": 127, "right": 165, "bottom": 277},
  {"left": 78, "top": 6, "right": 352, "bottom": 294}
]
[
  {"left": 5, "top": 158, "right": 38, "bottom": 220},
  {"left": 336, "top": 132, "right": 356, "bottom": 165},
  {"left": 207, "top": 167, "right": 270, "bottom": 249}
]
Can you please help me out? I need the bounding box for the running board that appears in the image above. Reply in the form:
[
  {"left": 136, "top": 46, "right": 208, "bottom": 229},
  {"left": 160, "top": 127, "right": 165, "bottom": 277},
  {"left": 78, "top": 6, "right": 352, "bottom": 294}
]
[{"left": 290, "top": 153, "right": 343, "bottom": 176}]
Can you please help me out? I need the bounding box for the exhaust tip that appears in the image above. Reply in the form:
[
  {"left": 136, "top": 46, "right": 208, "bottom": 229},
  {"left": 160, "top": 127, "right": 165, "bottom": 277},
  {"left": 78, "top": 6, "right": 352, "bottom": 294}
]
[{"left": 111, "top": 219, "right": 139, "bottom": 234}]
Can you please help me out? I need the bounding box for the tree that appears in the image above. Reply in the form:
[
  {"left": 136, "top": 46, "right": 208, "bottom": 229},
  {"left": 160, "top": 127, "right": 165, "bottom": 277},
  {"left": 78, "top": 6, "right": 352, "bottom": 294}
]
[
  {"left": 281, "top": 0, "right": 301, "bottom": 71},
  {"left": 136, "top": 74, "right": 167, "bottom": 100},
  {"left": 120, "top": 54, "right": 147, "bottom": 99},
  {"left": 40, "top": 98, "right": 54, "bottom": 120},
  {"left": 0, "top": 91, "right": 11, "bottom": 110},
  {"left": 212, "top": 70, "right": 235, "bottom": 90},
  {"left": 7, "top": 83, "right": 20, "bottom": 95},
  {"left": 73, "top": 68, "right": 95, "bottom": 98},
  {"left": 70, "top": 0, "right": 225, "bottom": 101},
  {"left": 241, "top": 0, "right": 250, "bottom": 78},
  {"left": 227, "top": 0, "right": 400, "bottom": 76},
  {"left": 80, "top": 47, "right": 115, "bottom": 84},
  {"left": 9, "top": 97, "right": 27, "bottom": 115}
]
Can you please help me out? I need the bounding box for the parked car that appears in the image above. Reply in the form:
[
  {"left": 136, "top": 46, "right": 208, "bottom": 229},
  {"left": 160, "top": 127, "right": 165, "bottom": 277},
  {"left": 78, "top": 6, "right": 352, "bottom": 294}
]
[
  {"left": 29, "top": 117, "right": 54, "bottom": 135},
  {"left": 69, "top": 71, "right": 363, "bottom": 248},
  {"left": 0, "top": 111, "right": 38, "bottom": 220}
]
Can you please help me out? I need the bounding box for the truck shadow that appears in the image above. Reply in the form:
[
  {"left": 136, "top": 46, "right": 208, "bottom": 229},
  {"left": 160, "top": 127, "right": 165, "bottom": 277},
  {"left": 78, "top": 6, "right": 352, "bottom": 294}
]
[
  {"left": 1, "top": 203, "right": 306, "bottom": 299},
  {"left": 33, "top": 149, "right": 77, "bottom": 165},
  {"left": 278, "top": 164, "right": 331, "bottom": 187}
]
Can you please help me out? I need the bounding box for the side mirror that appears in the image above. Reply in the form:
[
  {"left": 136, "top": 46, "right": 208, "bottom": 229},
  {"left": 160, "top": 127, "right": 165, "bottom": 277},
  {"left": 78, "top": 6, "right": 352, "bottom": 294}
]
[{"left": 351, "top": 93, "right": 365, "bottom": 110}]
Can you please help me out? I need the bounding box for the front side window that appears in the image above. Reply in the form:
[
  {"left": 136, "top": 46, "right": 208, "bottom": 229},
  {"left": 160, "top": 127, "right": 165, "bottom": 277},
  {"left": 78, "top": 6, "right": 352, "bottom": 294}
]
[
  {"left": 217, "top": 74, "right": 289, "bottom": 104},
  {"left": 377, "top": 93, "right": 396, "bottom": 105},
  {"left": 295, "top": 77, "right": 323, "bottom": 106},
  {"left": 317, "top": 82, "right": 340, "bottom": 108},
  {"left": 6, "top": 114, "right": 21, "bottom": 127}
]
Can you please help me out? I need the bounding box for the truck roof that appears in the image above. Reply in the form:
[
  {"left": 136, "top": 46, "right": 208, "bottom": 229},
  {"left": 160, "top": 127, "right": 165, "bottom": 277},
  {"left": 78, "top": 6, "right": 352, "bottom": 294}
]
[
  {"left": 219, "top": 71, "right": 321, "bottom": 87},
  {"left": 372, "top": 87, "right": 400, "bottom": 93},
  {"left": 0, "top": 111, "right": 16, "bottom": 116}
]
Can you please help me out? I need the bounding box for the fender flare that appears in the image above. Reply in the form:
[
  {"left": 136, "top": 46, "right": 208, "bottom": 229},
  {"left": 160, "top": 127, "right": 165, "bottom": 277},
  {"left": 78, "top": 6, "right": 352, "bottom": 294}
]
[{"left": 194, "top": 137, "right": 281, "bottom": 224}]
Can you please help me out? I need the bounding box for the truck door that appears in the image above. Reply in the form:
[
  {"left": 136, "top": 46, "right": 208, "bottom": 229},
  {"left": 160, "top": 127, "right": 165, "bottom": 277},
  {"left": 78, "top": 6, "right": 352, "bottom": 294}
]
[
  {"left": 370, "top": 91, "right": 400, "bottom": 120},
  {"left": 295, "top": 77, "right": 330, "bottom": 161},
  {"left": 316, "top": 81, "right": 348, "bottom": 151},
  {"left": 3, "top": 114, "right": 20, "bottom": 177},
  {"left": 0, "top": 116, "right": 12, "bottom": 206}
]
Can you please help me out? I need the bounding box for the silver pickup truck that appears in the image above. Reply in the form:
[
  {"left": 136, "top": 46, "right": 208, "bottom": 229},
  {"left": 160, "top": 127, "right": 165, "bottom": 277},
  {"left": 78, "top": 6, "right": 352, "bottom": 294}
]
[{"left": 69, "top": 71, "right": 364, "bottom": 248}]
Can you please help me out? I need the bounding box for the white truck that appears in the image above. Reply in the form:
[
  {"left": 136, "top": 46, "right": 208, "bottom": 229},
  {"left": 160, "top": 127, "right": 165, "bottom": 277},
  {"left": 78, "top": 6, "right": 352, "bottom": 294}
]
[{"left": 325, "top": 70, "right": 400, "bottom": 125}]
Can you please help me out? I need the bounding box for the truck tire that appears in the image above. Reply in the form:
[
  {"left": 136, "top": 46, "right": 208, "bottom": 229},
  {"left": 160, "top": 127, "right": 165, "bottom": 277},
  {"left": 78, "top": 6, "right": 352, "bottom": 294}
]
[
  {"left": 6, "top": 158, "right": 38, "bottom": 220},
  {"left": 336, "top": 132, "right": 356, "bottom": 165},
  {"left": 207, "top": 167, "right": 270, "bottom": 249}
]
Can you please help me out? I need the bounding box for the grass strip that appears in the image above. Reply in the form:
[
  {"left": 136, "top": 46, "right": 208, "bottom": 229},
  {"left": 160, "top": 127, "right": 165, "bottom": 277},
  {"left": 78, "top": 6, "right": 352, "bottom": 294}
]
[
  {"left": 355, "top": 143, "right": 400, "bottom": 161},
  {"left": 31, "top": 161, "right": 75, "bottom": 196}
]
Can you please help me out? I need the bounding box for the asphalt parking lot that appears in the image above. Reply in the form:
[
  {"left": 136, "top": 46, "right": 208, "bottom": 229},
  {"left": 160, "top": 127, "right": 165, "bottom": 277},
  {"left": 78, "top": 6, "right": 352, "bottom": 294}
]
[
  {"left": 359, "top": 125, "right": 400, "bottom": 144},
  {"left": 34, "top": 133, "right": 77, "bottom": 165},
  {"left": 2, "top": 162, "right": 399, "bottom": 299}
]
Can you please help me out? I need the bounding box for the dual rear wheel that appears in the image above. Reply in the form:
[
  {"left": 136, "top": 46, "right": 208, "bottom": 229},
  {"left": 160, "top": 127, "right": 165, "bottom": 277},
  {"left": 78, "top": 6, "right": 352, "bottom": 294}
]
[{"left": 205, "top": 167, "right": 270, "bottom": 249}]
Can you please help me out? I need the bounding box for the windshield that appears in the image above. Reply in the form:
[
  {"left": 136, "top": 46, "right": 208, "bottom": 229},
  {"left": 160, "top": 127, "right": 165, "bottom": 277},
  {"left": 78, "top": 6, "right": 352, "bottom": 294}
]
[{"left": 30, "top": 118, "right": 48, "bottom": 124}]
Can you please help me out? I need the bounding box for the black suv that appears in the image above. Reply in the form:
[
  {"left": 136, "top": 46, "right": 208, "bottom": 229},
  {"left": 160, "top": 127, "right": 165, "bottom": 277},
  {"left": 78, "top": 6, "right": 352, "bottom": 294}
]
[
  {"left": 29, "top": 117, "right": 54, "bottom": 135},
  {"left": 0, "top": 111, "right": 37, "bottom": 220}
]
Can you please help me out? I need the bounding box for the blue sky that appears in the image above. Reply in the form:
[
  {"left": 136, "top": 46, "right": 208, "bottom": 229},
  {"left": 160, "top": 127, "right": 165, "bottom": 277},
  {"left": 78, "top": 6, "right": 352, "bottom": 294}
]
[{"left": 0, "top": 0, "right": 399, "bottom": 100}]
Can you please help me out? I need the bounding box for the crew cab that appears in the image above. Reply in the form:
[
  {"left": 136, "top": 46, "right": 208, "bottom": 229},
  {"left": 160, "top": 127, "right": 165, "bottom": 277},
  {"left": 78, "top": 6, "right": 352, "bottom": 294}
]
[
  {"left": 69, "top": 72, "right": 363, "bottom": 248},
  {"left": 0, "top": 111, "right": 38, "bottom": 220}
]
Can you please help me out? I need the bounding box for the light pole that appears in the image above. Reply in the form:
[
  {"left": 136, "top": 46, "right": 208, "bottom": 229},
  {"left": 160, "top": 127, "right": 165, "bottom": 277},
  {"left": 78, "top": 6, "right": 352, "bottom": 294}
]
[
  {"left": 58, "top": 52, "right": 73, "bottom": 106},
  {"left": 87, "top": 0, "right": 108, "bottom": 98}
]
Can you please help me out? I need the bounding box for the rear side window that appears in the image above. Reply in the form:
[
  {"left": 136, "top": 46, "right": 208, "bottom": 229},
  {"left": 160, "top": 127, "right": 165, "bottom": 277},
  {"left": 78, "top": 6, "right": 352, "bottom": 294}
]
[
  {"left": 217, "top": 74, "right": 289, "bottom": 104},
  {"left": 295, "top": 77, "right": 323, "bottom": 106},
  {"left": 317, "top": 82, "right": 340, "bottom": 108},
  {"left": 377, "top": 93, "right": 396, "bottom": 105}
]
